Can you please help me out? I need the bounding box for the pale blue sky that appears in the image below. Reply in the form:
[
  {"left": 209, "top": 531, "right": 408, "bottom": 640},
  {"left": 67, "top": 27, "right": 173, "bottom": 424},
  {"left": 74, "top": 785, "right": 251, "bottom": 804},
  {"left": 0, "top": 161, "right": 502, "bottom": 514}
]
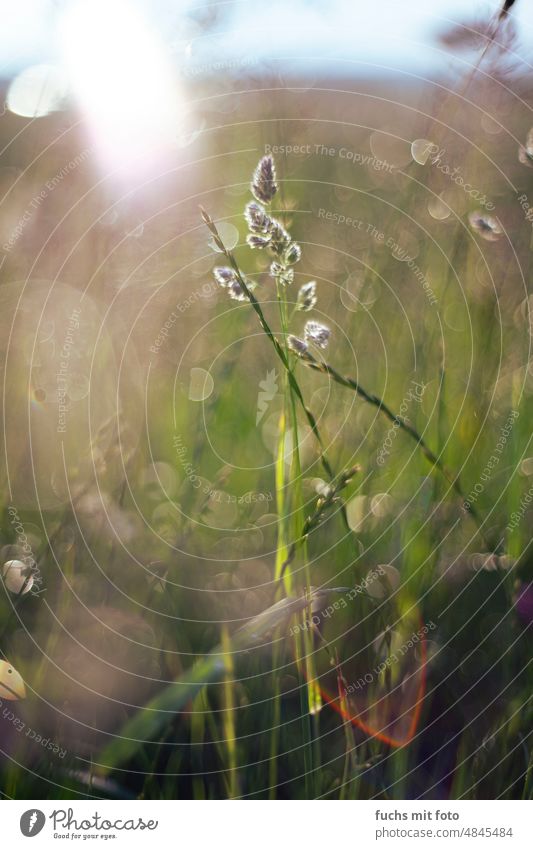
[{"left": 1, "top": 0, "right": 532, "bottom": 79}]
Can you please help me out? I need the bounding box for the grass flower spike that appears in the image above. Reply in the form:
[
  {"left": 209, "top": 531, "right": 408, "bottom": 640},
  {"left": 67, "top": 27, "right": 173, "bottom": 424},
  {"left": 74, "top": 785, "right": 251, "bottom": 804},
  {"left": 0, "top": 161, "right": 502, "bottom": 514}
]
[
  {"left": 288, "top": 335, "right": 309, "bottom": 355},
  {"left": 251, "top": 154, "right": 278, "bottom": 202},
  {"left": 270, "top": 262, "right": 294, "bottom": 286},
  {"left": 297, "top": 281, "right": 317, "bottom": 311},
  {"left": 213, "top": 266, "right": 255, "bottom": 301},
  {"left": 304, "top": 320, "right": 331, "bottom": 349},
  {"left": 247, "top": 234, "right": 272, "bottom": 249},
  {"left": 284, "top": 242, "right": 301, "bottom": 265},
  {"left": 244, "top": 201, "right": 272, "bottom": 233}
]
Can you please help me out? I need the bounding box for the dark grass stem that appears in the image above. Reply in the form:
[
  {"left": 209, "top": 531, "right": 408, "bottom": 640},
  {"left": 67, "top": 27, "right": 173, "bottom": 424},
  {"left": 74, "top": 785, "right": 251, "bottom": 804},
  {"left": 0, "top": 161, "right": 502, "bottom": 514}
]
[{"left": 295, "top": 348, "right": 489, "bottom": 543}]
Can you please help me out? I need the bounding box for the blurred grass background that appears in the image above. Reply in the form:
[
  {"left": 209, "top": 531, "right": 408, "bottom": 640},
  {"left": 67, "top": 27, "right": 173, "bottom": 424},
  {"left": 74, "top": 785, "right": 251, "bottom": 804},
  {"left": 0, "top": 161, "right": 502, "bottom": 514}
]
[{"left": 0, "top": 38, "right": 532, "bottom": 799}]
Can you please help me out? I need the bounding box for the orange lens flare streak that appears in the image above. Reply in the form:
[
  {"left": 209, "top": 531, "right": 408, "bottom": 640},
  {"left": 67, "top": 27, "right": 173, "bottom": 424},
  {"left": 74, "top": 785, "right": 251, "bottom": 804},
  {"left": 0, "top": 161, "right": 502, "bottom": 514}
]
[{"left": 316, "top": 621, "right": 428, "bottom": 749}]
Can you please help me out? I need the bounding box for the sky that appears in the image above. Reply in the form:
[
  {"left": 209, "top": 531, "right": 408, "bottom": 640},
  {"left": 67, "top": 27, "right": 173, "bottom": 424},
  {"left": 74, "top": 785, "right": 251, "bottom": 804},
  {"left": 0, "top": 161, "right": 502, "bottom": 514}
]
[{"left": 1, "top": 0, "right": 532, "bottom": 83}]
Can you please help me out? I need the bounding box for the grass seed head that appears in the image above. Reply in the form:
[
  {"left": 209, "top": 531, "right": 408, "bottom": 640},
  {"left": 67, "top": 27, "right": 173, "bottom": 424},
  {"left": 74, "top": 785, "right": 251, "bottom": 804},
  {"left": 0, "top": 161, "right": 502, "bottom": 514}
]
[
  {"left": 305, "top": 320, "right": 331, "bottom": 349},
  {"left": 213, "top": 266, "right": 254, "bottom": 301},
  {"left": 284, "top": 241, "right": 302, "bottom": 265},
  {"left": 247, "top": 233, "right": 272, "bottom": 248},
  {"left": 288, "top": 334, "right": 309, "bottom": 356},
  {"left": 270, "top": 261, "right": 294, "bottom": 285},
  {"left": 244, "top": 201, "right": 272, "bottom": 233},
  {"left": 268, "top": 220, "right": 292, "bottom": 255},
  {"left": 297, "top": 281, "right": 317, "bottom": 311},
  {"left": 251, "top": 154, "right": 278, "bottom": 203},
  {"left": 213, "top": 266, "right": 238, "bottom": 286}
]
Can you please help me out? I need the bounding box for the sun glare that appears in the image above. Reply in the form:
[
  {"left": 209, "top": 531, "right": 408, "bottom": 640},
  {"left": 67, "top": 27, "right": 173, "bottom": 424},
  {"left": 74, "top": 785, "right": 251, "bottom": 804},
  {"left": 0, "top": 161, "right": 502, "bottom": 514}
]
[{"left": 59, "top": 0, "right": 182, "bottom": 174}]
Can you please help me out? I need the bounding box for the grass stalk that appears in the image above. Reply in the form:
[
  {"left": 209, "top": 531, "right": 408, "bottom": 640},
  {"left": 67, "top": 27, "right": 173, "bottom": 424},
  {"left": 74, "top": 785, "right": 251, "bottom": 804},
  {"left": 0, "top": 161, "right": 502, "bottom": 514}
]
[
  {"left": 293, "top": 347, "right": 488, "bottom": 541},
  {"left": 221, "top": 625, "right": 239, "bottom": 798}
]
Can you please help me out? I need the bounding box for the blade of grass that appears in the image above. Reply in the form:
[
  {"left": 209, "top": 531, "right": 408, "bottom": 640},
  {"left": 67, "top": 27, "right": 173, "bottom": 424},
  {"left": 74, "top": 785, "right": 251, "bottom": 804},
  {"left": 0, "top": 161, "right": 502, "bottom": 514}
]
[
  {"left": 98, "top": 594, "right": 313, "bottom": 773},
  {"left": 220, "top": 624, "right": 239, "bottom": 798}
]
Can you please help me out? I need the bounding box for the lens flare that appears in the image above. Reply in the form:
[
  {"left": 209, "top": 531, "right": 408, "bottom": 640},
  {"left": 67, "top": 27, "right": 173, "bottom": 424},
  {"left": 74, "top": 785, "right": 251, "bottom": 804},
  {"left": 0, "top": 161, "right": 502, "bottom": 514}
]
[{"left": 60, "top": 0, "right": 182, "bottom": 174}]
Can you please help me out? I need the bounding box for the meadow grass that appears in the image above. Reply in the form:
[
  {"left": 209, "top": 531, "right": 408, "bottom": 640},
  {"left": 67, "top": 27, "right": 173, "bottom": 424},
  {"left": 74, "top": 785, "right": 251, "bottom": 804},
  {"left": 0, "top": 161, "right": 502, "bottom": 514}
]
[{"left": 0, "top": 57, "right": 532, "bottom": 800}]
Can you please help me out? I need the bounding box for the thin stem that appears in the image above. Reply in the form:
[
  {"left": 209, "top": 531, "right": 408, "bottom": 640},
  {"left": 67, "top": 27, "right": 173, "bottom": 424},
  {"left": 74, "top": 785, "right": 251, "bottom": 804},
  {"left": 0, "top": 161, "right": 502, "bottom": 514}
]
[{"left": 295, "top": 348, "right": 488, "bottom": 542}]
